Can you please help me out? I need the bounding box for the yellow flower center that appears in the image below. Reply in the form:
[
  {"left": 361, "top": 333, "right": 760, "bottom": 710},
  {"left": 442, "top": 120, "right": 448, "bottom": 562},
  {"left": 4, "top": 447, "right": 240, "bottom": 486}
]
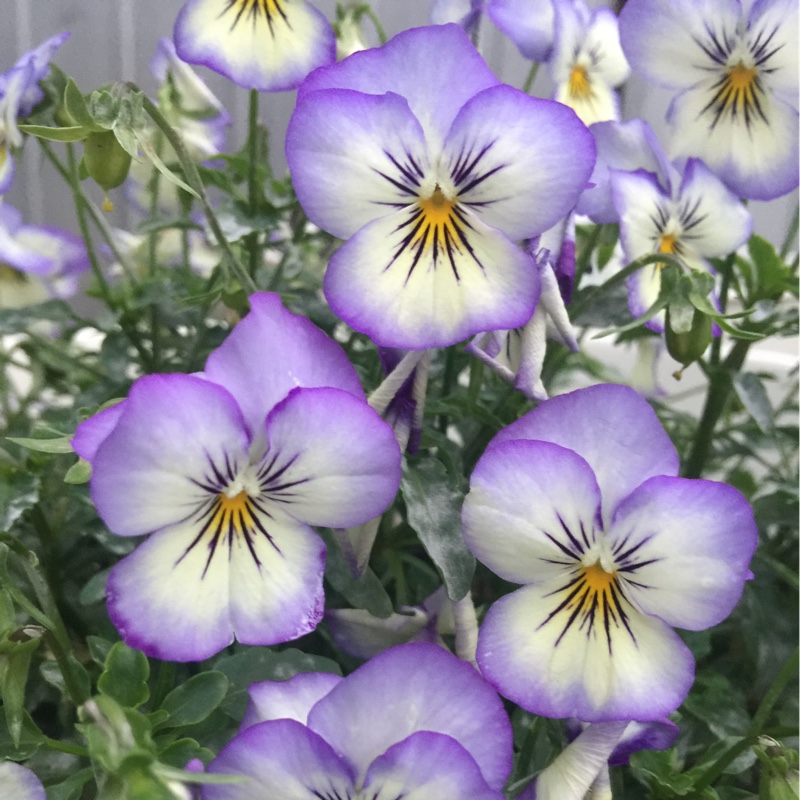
[
  {"left": 568, "top": 65, "right": 593, "bottom": 100},
  {"left": 581, "top": 562, "right": 617, "bottom": 595}
]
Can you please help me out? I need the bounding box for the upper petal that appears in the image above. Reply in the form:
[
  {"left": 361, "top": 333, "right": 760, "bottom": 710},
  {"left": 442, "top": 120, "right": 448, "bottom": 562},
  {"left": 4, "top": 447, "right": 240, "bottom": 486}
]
[
  {"left": 286, "top": 88, "right": 430, "bottom": 239},
  {"left": 259, "top": 386, "right": 401, "bottom": 527},
  {"left": 90, "top": 374, "right": 251, "bottom": 537},
  {"left": 0, "top": 762, "right": 46, "bottom": 800},
  {"left": 243, "top": 671, "right": 342, "bottom": 729},
  {"left": 609, "top": 475, "right": 758, "bottom": 630},
  {"left": 174, "top": 0, "right": 336, "bottom": 92},
  {"left": 307, "top": 642, "right": 513, "bottom": 790},
  {"left": 71, "top": 401, "right": 125, "bottom": 462},
  {"left": 490, "top": 385, "right": 679, "bottom": 524},
  {"left": 442, "top": 85, "right": 596, "bottom": 239},
  {"left": 298, "top": 25, "right": 500, "bottom": 149},
  {"left": 205, "top": 292, "right": 365, "bottom": 441},
  {"left": 487, "top": 0, "right": 555, "bottom": 62}
]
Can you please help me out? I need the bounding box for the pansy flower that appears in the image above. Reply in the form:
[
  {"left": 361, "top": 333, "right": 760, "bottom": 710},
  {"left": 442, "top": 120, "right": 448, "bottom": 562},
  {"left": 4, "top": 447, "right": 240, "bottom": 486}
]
[
  {"left": 619, "top": 0, "right": 799, "bottom": 200},
  {"left": 203, "top": 642, "right": 513, "bottom": 800},
  {"left": 72, "top": 293, "right": 401, "bottom": 662},
  {"left": 462, "top": 384, "right": 757, "bottom": 722},
  {"left": 174, "top": 0, "right": 336, "bottom": 92},
  {"left": 0, "top": 33, "right": 69, "bottom": 194},
  {"left": 0, "top": 761, "right": 45, "bottom": 800},
  {"left": 486, "top": 0, "right": 557, "bottom": 62},
  {"left": 0, "top": 203, "right": 89, "bottom": 307},
  {"left": 286, "top": 24, "right": 595, "bottom": 349},
  {"left": 550, "top": 0, "right": 630, "bottom": 125},
  {"left": 431, "top": 0, "right": 485, "bottom": 38}
]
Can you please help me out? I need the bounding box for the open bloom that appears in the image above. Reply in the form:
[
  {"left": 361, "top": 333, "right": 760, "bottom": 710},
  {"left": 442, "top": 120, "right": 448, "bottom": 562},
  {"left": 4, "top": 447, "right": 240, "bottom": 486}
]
[
  {"left": 72, "top": 293, "right": 401, "bottom": 662},
  {"left": 0, "top": 204, "right": 89, "bottom": 306},
  {"left": 174, "top": 0, "right": 336, "bottom": 92},
  {"left": 462, "top": 384, "right": 757, "bottom": 722},
  {"left": 286, "top": 24, "right": 595, "bottom": 349},
  {"left": 204, "top": 642, "right": 513, "bottom": 800},
  {"left": 550, "top": 0, "right": 629, "bottom": 125},
  {"left": 619, "top": 0, "right": 799, "bottom": 200},
  {"left": 0, "top": 33, "right": 69, "bottom": 194}
]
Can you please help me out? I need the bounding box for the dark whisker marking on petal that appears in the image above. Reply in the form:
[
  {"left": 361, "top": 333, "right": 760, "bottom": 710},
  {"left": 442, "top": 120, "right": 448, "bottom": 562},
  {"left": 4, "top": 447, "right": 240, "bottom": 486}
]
[
  {"left": 537, "top": 578, "right": 587, "bottom": 630},
  {"left": 557, "top": 513, "right": 587, "bottom": 555},
  {"left": 458, "top": 163, "right": 506, "bottom": 196},
  {"left": 372, "top": 168, "right": 418, "bottom": 196},
  {"left": 384, "top": 150, "right": 422, "bottom": 189},
  {"left": 259, "top": 453, "right": 300, "bottom": 487},
  {"left": 553, "top": 585, "right": 591, "bottom": 645},
  {"left": 246, "top": 509, "right": 282, "bottom": 555},
  {"left": 607, "top": 581, "right": 637, "bottom": 643},
  {"left": 544, "top": 531, "right": 581, "bottom": 561},
  {"left": 542, "top": 571, "right": 583, "bottom": 598},
  {"left": 614, "top": 535, "right": 652, "bottom": 564},
  {"left": 618, "top": 557, "right": 661, "bottom": 573},
  {"left": 451, "top": 140, "right": 495, "bottom": 187}
]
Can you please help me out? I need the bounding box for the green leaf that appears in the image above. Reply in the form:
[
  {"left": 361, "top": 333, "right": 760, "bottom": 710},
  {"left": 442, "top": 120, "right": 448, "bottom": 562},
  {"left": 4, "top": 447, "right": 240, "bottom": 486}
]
[
  {"left": 159, "top": 671, "right": 229, "bottom": 728},
  {"left": 401, "top": 456, "right": 475, "bottom": 601},
  {"left": 0, "top": 709, "right": 44, "bottom": 760},
  {"left": 78, "top": 569, "right": 109, "bottom": 606},
  {"left": 157, "top": 737, "right": 214, "bottom": 768},
  {"left": 64, "top": 458, "right": 92, "bottom": 484},
  {"left": 64, "top": 78, "right": 102, "bottom": 130},
  {"left": 135, "top": 130, "right": 198, "bottom": 198},
  {"left": 98, "top": 642, "right": 150, "bottom": 708},
  {"left": 6, "top": 436, "right": 74, "bottom": 454},
  {"left": 0, "top": 300, "right": 78, "bottom": 335},
  {"left": 39, "top": 654, "right": 92, "bottom": 702},
  {"left": 0, "top": 471, "right": 40, "bottom": 532},
  {"left": 44, "top": 767, "right": 94, "bottom": 800},
  {"left": 1, "top": 636, "right": 41, "bottom": 746},
  {"left": 89, "top": 90, "right": 118, "bottom": 129},
  {"left": 17, "top": 124, "right": 89, "bottom": 142},
  {"left": 734, "top": 372, "right": 775, "bottom": 433},
  {"left": 86, "top": 635, "right": 114, "bottom": 667},
  {"left": 748, "top": 235, "right": 789, "bottom": 300},
  {"left": 320, "top": 529, "right": 393, "bottom": 618}
]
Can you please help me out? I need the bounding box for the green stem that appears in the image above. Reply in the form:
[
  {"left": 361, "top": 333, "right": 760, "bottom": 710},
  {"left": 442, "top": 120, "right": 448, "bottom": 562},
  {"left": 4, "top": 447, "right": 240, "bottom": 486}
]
[
  {"left": 136, "top": 90, "right": 258, "bottom": 295},
  {"left": 43, "top": 736, "right": 89, "bottom": 757},
  {"left": 779, "top": 202, "right": 798, "bottom": 260},
  {"left": 572, "top": 223, "right": 603, "bottom": 296},
  {"left": 43, "top": 630, "right": 89, "bottom": 707},
  {"left": 522, "top": 62, "right": 540, "bottom": 94},
  {"left": 363, "top": 6, "right": 387, "bottom": 44},
  {"left": 682, "top": 339, "right": 750, "bottom": 478},
  {"left": 246, "top": 88, "right": 262, "bottom": 280}
]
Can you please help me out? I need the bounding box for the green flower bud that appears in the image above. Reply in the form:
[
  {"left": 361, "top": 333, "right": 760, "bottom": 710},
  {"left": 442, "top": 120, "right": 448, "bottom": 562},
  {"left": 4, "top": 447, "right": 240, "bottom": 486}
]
[
  {"left": 665, "top": 304, "right": 712, "bottom": 376},
  {"left": 83, "top": 130, "right": 132, "bottom": 211}
]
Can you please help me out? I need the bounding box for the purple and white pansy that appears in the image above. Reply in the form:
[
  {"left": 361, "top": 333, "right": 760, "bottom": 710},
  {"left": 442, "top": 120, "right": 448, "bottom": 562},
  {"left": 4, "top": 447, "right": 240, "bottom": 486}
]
[
  {"left": 619, "top": 0, "right": 799, "bottom": 200},
  {"left": 72, "top": 293, "right": 401, "bottom": 662},
  {"left": 462, "top": 384, "right": 757, "bottom": 722},
  {"left": 286, "top": 24, "right": 595, "bottom": 349},
  {"left": 0, "top": 32, "right": 69, "bottom": 194},
  {"left": 486, "top": 0, "right": 557, "bottom": 63},
  {"left": 174, "top": 0, "right": 336, "bottom": 92},
  {"left": 0, "top": 761, "right": 46, "bottom": 800},
  {"left": 204, "top": 642, "right": 513, "bottom": 800}
]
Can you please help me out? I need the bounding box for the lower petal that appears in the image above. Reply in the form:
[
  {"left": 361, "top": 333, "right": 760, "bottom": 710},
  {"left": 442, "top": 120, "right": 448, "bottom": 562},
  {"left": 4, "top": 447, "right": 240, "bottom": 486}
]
[
  {"left": 363, "top": 731, "right": 505, "bottom": 800},
  {"left": 476, "top": 583, "right": 695, "bottom": 721},
  {"left": 324, "top": 210, "right": 539, "bottom": 349},
  {"left": 626, "top": 263, "right": 665, "bottom": 333}
]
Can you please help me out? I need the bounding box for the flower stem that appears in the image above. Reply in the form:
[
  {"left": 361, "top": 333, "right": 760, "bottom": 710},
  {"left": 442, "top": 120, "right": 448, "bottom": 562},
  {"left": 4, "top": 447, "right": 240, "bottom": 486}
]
[
  {"left": 522, "top": 63, "right": 540, "bottom": 94},
  {"left": 246, "top": 88, "right": 262, "bottom": 280}
]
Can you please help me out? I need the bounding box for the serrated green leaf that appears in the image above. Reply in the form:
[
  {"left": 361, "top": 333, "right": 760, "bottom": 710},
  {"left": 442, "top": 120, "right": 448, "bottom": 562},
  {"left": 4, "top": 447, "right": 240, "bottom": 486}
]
[
  {"left": 2, "top": 636, "right": 41, "bottom": 746},
  {"left": 64, "top": 458, "right": 92, "bottom": 484},
  {"left": 159, "top": 671, "right": 229, "bottom": 728},
  {"left": 89, "top": 90, "right": 118, "bottom": 129},
  {"left": 734, "top": 371, "right": 775, "bottom": 434},
  {"left": 401, "top": 456, "right": 474, "bottom": 601},
  {"left": 6, "top": 436, "right": 74, "bottom": 454},
  {"left": 17, "top": 124, "right": 89, "bottom": 142},
  {"left": 98, "top": 642, "right": 150, "bottom": 708}
]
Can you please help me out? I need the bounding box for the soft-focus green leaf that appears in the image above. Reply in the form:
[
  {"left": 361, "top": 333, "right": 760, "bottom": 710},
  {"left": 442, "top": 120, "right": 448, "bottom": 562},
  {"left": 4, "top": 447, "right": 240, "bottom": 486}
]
[
  {"left": 64, "top": 78, "right": 101, "bottom": 130},
  {"left": 6, "top": 436, "right": 74, "bottom": 454},
  {"left": 39, "top": 654, "right": 91, "bottom": 702},
  {"left": 44, "top": 767, "right": 94, "bottom": 800},
  {"left": 87, "top": 635, "right": 114, "bottom": 667},
  {"left": 98, "top": 642, "right": 150, "bottom": 708},
  {"left": 0, "top": 709, "right": 43, "bottom": 760},
  {"left": 78, "top": 569, "right": 109, "bottom": 606},
  {"left": 401, "top": 456, "right": 474, "bottom": 601},
  {"left": 159, "top": 671, "right": 229, "bottom": 728},
  {"left": 157, "top": 737, "right": 214, "bottom": 768},
  {"left": 733, "top": 372, "right": 775, "bottom": 433},
  {"left": 64, "top": 458, "right": 92, "bottom": 484},
  {"left": 1, "top": 636, "right": 40, "bottom": 745},
  {"left": 17, "top": 124, "right": 89, "bottom": 142},
  {"left": 0, "top": 472, "right": 40, "bottom": 532}
]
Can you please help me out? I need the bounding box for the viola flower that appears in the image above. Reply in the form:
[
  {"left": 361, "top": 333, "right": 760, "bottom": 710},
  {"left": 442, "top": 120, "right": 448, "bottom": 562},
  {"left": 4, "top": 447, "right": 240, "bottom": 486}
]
[
  {"left": 0, "top": 32, "right": 69, "bottom": 194},
  {"left": 486, "top": 0, "right": 557, "bottom": 62},
  {"left": 287, "top": 24, "right": 595, "bottom": 349},
  {"left": 0, "top": 204, "right": 89, "bottom": 307},
  {"left": 174, "top": 0, "right": 336, "bottom": 92},
  {"left": 72, "top": 293, "right": 401, "bottom": 662},
  {"left": 204, "top": 642, "right": 513, "bottom": 800},
  {"left": 619, "top": 0, "right": 799, "bottom": 200},
  {"left": 0, "top": 761, "right": 45, "bottom": 800},
  {"left": 431, "top": 0, "right": 485, "bottom": 38},
  {"left": 611, "top": 157, "right": 752, "bottom": 332},
  {"left": 550, "top": 0, "right": 630, "bottom": 125},
  {"left": 461, "top": 384, "right": 757, "bottom": 722}
]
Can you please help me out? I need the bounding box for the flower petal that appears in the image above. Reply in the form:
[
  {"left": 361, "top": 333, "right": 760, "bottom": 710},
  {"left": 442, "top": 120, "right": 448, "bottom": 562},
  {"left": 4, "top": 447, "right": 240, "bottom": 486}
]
[
  {"left": 298, "top": 24, "right": 500, "bottom": 149},
  {"left": 286, "top": 88, "right": 430, "bottom": 239},
  {"left": 205, "top": 293, "right": 365, "bottom": 442},
  {"left": 477, "top": 582, "right": 695, "bottom": 721},
  {"left": 174, "top": 0, "right": 336, "bottom": 92},
  {"left": 243, "top": 672, "right": 342, "bottom": 729},
  {"left": 609, "top": 475, "right": 757, "bottom": 630},
  {"left": 363, "top": 731, "right": 506, "bottom": 800},
  {"left": 106, "top": 505, "right": 325, "bottom": 661},
  {"left": 204, "top": 719, "right": 355, "bottom": 800},
  {"left": 487, "top": 0, "right": 555, "bottom": 62},
  {"left": 491, "top": 385, "right": 679, "bottom": 523},
  {"left": 90, "top": 374, "right": 251, "bottom": 537},
  {"left": 0, "top": 762, "right": 46, "bottom": 800},
  {"left": 463, "top": 440, "right": 603, "bottom": 585},
  {"left": 323, "top": 205, "right": 539, "bottom": 349},
  {"left": 71, "top": 401, "right": 125, "bottom": 462},
  {"left": 609, "top": 719, "right": 679, "bottom": 766},
  {"left": 259, "top": 386, "right": 401, "bottom": 527},
  {"left": 307, "top": 642, "right": 513, "bottom": 790},
  {"left": 325, "top": 607, "right": 434, "bottom": 660}
]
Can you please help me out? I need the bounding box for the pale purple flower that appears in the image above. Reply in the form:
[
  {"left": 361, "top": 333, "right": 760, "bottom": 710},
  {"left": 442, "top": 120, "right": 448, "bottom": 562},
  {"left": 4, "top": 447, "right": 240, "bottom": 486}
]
[
  {"left": 287, "top": 24, "right": 595, "bottom": 349},
  {"left": 487, "top": 0, "right": 557, "bottom": 62},
  {"left": 619, "top": 0, "right": 799, "bottom": 200},
  {"left": 72, "top": 293, "right": 401, "bottom": 662},
  {"left": 174, "top": 0, "right": 336, "bottom": 92},
  {"left": 204, "top": 642, "right": 513, "bottom": 800},
  {"left": 462, "top": 384, "right": 757, "bottom": 722},
  {"left": 0, "top": 761, "right": 46, "bottom": 800}
]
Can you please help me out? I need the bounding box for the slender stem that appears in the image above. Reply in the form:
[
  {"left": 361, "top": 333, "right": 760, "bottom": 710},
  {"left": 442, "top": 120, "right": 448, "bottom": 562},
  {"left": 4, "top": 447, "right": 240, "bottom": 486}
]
[
  {"left": 522, "top": 62, "right": 540, "bottom": 94},
  {"left": 573, "top": 223, "right": 603, "bottom": 295},
  {"left": 44, "top": 630, "right": 89, "bottom": 707},
  {"left": 363, "top": 6, "right": 387, "bottom": 44},
  {"left": 779, "top": 202, "right": 798, "bottom": 260},
  {"left": 135, "top": 89, "right": 258, "bottom": 294},
  {"left": 452, "top": 591, "right": 479, "bottom": 667},
  {"left": 43, "top": 736, "right": 89, "bottom": 757},
  {"left": 246, "top": 88, "right": 262, "bottom": 279},
  {"left": 682, "top": 339, "right": 750, "bottom": 478}
]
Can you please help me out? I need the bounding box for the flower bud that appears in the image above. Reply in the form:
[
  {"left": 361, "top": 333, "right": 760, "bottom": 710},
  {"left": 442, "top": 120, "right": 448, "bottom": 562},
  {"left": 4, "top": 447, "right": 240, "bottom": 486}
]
[
  {"left": 83, "top": 130, "right": 132, "bottom": 211},
  {"left": 665, "top": 304, "right": 712, "bottom": 376}
]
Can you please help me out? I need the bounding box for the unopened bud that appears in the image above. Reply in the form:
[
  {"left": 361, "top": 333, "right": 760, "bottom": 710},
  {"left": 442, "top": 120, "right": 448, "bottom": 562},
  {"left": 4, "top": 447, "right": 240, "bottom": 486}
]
[
  {"left": 83, "top": 130, "right": 132, "bottom": 211},
  {"left": 665, "top": 305, "right": 712, "bottom": 373}
]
